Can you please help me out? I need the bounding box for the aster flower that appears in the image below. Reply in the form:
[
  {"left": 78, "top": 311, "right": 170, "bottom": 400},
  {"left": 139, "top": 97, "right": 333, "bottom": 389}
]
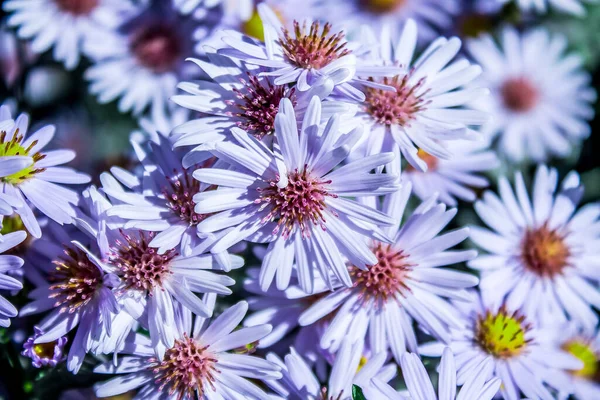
[
  {"left": 553, "top": 324, "right": 600, "bottom": 400},
  {"left": 0, "top": 106, "right": 91, "bottom": 238},
  {"left": 22, "top": 326, "right": 68, "bottom": 368},
  {"left": 85, "top": 0, "right": 208, "bottom": 115},
  {"left": 347, "top": 20, "right": 489, "bottom": 172},
  {"left": 265, "top": 339, "right": 400, "bottom": 400},
  {"left": 400, "top": 347, "right": 501, "bottom": 400},
  {"left": 298, "top": 183, "right": 479, "bottom": 361},
  {"left": 498, "top": 0, "right": 597, "bottom": 16},
  {"left": 171, "top": 52, "right": 355, "bottom": 161},
  {"left": 467, "top": 27, "right": 596, "bottom": 162},
  {"left": 469, "top": 165, "right": 600, "bottom": 332},
  {"left": 320, "top": 0, "right": 460, "bottom": 41},
  {"left": 217, "top": 4, "right": 400, "bottom": 101},
  {"left": 3, "top": 0, "right": 135, "bottom": 70},
  {"left": 403, "top": 139, "right": 499, "bottom": 206},
  {"left": 419, "top": 296, "right": 583, "bottom": 400},
  {"left": 0, "top": 230, "right": 27, "bottom": 327},
  {"left": 94, "top": 301, "right": 282, "bottom": 400},
  {"left": 193, "top": 97, "right": 400, "bottom": 293}
]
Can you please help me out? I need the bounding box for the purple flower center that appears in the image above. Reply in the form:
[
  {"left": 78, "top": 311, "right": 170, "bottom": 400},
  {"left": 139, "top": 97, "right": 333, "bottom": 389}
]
[
  {"left": 227, "top": 75, "right": 297, "bottom": 139},
  {"left": 501, "top": 77, "right": 539, "bottom": 112},
  {"left": 49, "top": 246, "right": 103, "bottom": 314},
  {"left": 151, "top": 334, "right": 219, "bottom": 398},
  {"left": 520, "top": 224, "right": 569, "bottom": 277},
  {"left": 130, "top": 24, "right": 182, "bottom": 74},
  {"left": 351, "top": 243, "right": 412, "bottom": 306},
  {"left": 163, "top": 169, "right": 206, "bottom": 226},
  {"left": 280, "top": 21, "right": 350, "bottom": 70},
  {"left": 364, "top": 74, "right": 428, "bottom": 127},
  {"left": 54, "top": 0, "right": 98, "bottom": 15},
  {"left": 110, "top": 231, "right": 177, "bottom": 292},
  {"left": 257, "top": 168, "right": 336, "bottom": 238}
]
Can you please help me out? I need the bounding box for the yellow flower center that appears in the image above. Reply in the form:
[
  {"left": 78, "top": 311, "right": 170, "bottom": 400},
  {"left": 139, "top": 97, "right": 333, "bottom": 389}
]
[
  {"left": 0, "top": 129, "right": 46, "bottom": 185},
  {"left": 475, "top": 307, "right": 530, "bottom": 359},
  {"left": 406, "top": 149, "right": 438, "bottom": 172},
  {"left": 362, "top": 0, "right": 406, "bottom": 13},
  {"left": 243, "top": 7, "right": 285, "bottom": 42},
  {"left": 33, "top": 342, "right": 56, "bottom": 359},
  {"left": 0, "top": 215, "right": 30, "bottom": 253},
  {"left": 563, "top": 340, "right": 598, "bottom": 380}
]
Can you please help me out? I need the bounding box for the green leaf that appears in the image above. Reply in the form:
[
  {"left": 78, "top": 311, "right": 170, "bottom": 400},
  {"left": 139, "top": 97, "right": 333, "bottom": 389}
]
[{"left": 352, "top": 384, "right": 367, "bottom": 400}]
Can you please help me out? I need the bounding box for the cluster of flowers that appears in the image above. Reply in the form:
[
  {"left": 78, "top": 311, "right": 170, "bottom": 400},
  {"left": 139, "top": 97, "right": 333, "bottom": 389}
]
[{"left": 1, "top": 0, "right": 599, "bottom": 399}]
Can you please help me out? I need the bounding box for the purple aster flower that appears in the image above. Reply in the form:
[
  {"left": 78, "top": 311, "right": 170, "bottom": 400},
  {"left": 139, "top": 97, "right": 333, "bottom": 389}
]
[
  {"left": 0, "top": 106, "right": 91, "bottom": 238},
  {"left": 345, "top": 20, "right": 488, "bottom": 172},
  {"left": 420, "top": 295, "right": 583, "bottom": 400},
  {"left": 469, "top": 165, "right": 600, "bottom": 332},
  {"left": 403, "top": 139, "right": 499, "bottom": 206},
  {"left": 194, "top": 97, "right": 400, "bottom": 293},
  {"left": 22, "top": 326, "right": 68, "bottom": 368},
  {"left": 216, "top": 4, "right": 400, "bottom": 101},
  {"left": 400, "top": 347, "right": 501, "bottom": 400},
  {"left": 94, "top": 300, "right": 282, "bottom": 400},
  {"left": 265, "top": 339, "right": 400, "bottom": 400},
  {"left": 298, "top": 184, "right": 479, "bottom": 361},
  {"left": 0, "top": 230, "right": 27, "bottom": 327}
]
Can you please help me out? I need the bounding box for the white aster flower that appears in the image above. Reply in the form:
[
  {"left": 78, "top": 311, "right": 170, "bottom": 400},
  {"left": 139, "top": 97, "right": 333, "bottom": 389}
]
[
  {"left": 193, "top": 97, "right": 400, "bottom": 293},
  {"left": 469, "top": 165, "right": 600, "bottom": 332},
  {"left": 299, "top": 184, "right": 479, "bottom": 361},
  {"left": 94, "top": 300, "right": 282, "bottom": 400},
  {"left": 400, "top": 347, "right": 501, "bottom": 400},
  {"left": 3, "top": 0, "right": 135, "bottom": 69},
  {"left": 0, "top": 106, "right": 91, "bottom": 238},
  {"left": 498, "top": 0, "right": 597, "bottom": 16},
  {"left": 266, "top": 339, "right": 400, "bottom": 400},
  {"left": 217, "top": 4, "right": 400, "bottom": 101},
  {"left": 420, "top": 296, "right": 583, "bottom": 400},
  {"left": 403, "top": 139, "right": 499, "bottom": 206},
  {"left": 320, "top": 0, "right": 460, "bottom": 41},
  {"left": 347, "top": 20, "right": 488, "bottom": 172},
  {"left": 0, "top": 230, "right": 27, "bottom": 327},
  {"left": 467, "top": 27, "right": 596, "bottom": 162}
]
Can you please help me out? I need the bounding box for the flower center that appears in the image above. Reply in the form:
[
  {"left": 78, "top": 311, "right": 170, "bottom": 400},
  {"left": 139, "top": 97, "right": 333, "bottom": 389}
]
[
  {"left": 364, "top": 75, "right": 427, "bottom": 127},
  {"left": 256, "top": 168, "right": 336, "bottom": 238},
  {"left": 110, "top": 231, "right": 177, "bottom": 293},
  {"left": 163, "top": 169, "right": 206, "bottom": 226},
  {"left": 474, "top": 306, "right": 531, "bottom": 359},
  {"left": 130, "top": 25, "right": 182, "bottom": 74},
  {"left": 1, "top": 214, "right": 31, "bottom": 254},
  {"left": 280, "top": 21, "right": 351, "bottom": 70},
  {"left": 54, "top": 0, "right": 98, "bottom": 15},
  {"left": 227, "top": 75, "right": 297, "bottom": 139},
  {"left": 49, "top": 246, "right": 103, "bottom": 314},
  {"left": 33, "top": 342, "right": 58, "bottom": 359},
  {"left": 243, "top": 7, "right": 285, "bottom": 41},
  {"left": 406, "top": 149, "right": 438, "bottom": 172},
  {"left": 500, "top": 77, "right": 538, "bottom": 112},
  {"left": 521, "top": 225, "right": 569, "bottom": 277},
  {"left": 152, "top": 335, "right": 219, "bottom": 398},
  {"left": 361, "top": 0, "right": 406, "bottom": 13},
  {"left": 563, "top": 340, "right": 598, "bottom": 380},
  {"left": 0, "top": 129, "right": 46, "bottom": 185},
  {"left": 351, "top": 243, "right": 412, "bottom": 306}
]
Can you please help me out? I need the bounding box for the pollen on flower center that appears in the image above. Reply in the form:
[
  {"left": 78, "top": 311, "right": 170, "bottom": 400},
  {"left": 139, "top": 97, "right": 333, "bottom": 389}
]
[
  {"left": 562, "top": 339, "right": 599, "bottom": 380},
  {"left": 227, "top": 75, "right": 297, "bottom": 139},
  {"left": 280, "top": 21, "right": 351, "bottom": 70},
  {"left": 54, "top": 0, "right": 98, "bottom": 15},
  {"left": 130, "top": 25, "right": 182, "bottom": 74},
  {"left": 351, "top": 243, "right": 412, "bottom": 306},
  {"left": 521, "top": 225, "right": 570, "bottom": 277},
  {"left": 256, "top": 168, "right": 336, "bottom": 238},
  {"left": 361, "top": 0, "right": 406, "bottom": 13},
  {"left": 364, "top": 75, "right": 428, "bottom": 127},
  {"left": 152, "top": 334, "right": 219, "bottom": 398},
  {"left": 501, "top": 77, "right": 539, "bottom": 112},
  {"left": 49, "top": 246, "right": 103, "bottom": 314},
  {"left": 163, "top": 169, "right": 206, "bottom": 226},
  {"left": 474, "top": 306, "right": 531, "bottom": 359},
  {"left": 109, "top": 231, "right": 177, "bottom": 292},
  {"left": 0, "top": 129, "right": 46, "bottom": 185}
]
